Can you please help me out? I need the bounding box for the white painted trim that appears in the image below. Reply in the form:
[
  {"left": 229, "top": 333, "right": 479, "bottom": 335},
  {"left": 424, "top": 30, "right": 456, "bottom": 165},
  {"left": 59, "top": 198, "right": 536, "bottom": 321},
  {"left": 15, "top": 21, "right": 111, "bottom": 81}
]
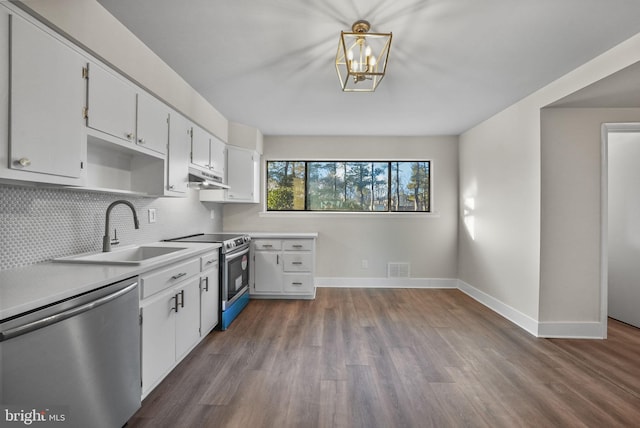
[
  {"left": 599, "top": 122, "right": 640, "bottom": 339},
  {"left": 456, "top": 280, "right": 540, "bottom": 337},
  {"left": 315, "top": 277, "right": 457, "bottom": 289},
  {"left": 538, "top": 322, "right": 604, "bottom": 339}
]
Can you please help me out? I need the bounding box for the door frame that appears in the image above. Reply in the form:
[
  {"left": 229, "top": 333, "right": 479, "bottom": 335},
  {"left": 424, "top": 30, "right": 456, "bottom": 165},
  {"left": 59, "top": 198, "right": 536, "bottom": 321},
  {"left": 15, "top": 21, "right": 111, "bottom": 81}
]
[{"left": 600, "top": 122, "right": 640, "bottom": 338}]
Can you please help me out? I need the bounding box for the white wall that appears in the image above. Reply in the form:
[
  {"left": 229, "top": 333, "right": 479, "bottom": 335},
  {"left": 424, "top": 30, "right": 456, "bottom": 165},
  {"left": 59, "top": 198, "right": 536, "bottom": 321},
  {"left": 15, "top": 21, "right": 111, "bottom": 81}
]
[
  {"left": 540, "top": 108, "right": 640, "bottom": 324},
  {"left": 18, "top": 0, "right": 228, "bottom": 141},
  {"left": 459, "top": 27, "right": 640, "bottom": 333},
  {"left": 608, "top": 131, "right": 640, "bottom": 328},
  {"left": 223, "top": 135, "right": 459, "bottom": 281}
]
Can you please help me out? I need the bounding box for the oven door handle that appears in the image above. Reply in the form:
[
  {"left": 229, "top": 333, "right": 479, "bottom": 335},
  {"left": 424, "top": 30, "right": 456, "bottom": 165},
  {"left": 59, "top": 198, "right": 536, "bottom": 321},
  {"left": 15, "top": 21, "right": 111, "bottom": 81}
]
[{"left": 225, "top": 246, "right": 250, "bottom": 262}]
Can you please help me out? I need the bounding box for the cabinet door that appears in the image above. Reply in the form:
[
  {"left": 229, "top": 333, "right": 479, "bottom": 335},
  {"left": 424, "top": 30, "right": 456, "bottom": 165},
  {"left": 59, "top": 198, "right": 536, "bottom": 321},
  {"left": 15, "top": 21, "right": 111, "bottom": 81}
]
[
  {"left": 200, "top": 265, "right": 219, "bottom": 336},
  {"left": 174, "top": 277, "right": 201, "bottom": 360},
  {"left": 141, "top": 288, "right": 176, "bottom": 395},
  {"left": 137, "top": 93, "right": 168, "bottom": 155},
  {"left": 226, "top": 146, "right": 258, "bottom": 202},
  {"left": 209, "top": 134, "right": 226, "bottom": 177},
  {"left": 87, "top": 63, "right": 136, "bottom": 142},
  {"left": 167, "top": 112, "right": 190, "bottom": 194},
  {"left": 190, "top": 124, "right": 210, "bottom": 169},
  {"left": 9, "top": 14, "right": 85, "bottom": 179},
  {"left": 253, "top": 251, "right": 283, "bottom": 293}
]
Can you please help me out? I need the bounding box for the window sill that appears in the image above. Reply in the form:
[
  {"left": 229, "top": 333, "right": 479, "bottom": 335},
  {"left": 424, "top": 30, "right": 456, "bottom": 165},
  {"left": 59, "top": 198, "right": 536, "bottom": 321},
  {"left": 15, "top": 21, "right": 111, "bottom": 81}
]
[{"left": 259, "top": 211, "right": 441, "bottom": 218}]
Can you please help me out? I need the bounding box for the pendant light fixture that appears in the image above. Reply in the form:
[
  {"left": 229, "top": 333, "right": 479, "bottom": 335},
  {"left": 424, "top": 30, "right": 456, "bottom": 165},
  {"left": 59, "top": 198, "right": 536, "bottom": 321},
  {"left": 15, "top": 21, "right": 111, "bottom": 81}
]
[{"left": 335, "top": 20, "right": 392, "bottom": 92}]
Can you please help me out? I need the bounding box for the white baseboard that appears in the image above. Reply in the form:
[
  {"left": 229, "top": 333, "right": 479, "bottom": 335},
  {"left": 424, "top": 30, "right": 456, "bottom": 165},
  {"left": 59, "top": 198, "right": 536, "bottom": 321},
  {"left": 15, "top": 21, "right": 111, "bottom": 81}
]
[
  {"left": 315, "top": 277, "right": 605, "bottom": 339},
  {"left": 315, "top": 277, "right": 458, "bottom": 289},
  {"left": 537, "top": 322, "right": 604, "bottom": 339},
  {"left": 456, "top": 280, "right": 540, "bottom": 337}
]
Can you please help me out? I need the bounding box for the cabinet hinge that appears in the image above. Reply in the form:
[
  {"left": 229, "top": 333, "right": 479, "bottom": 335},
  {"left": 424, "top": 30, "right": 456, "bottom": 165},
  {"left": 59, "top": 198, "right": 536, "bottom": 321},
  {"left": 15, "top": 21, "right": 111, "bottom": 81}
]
[
  {"left": 82, "top": 106, "right": 89, "bottom": 119},
  {"left": 82, "top": 66, "right": 89, "bottom": 79}
]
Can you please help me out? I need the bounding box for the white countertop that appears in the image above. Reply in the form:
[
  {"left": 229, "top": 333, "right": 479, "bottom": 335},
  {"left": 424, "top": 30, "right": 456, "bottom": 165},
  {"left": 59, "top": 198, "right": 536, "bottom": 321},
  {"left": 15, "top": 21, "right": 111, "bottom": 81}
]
[
  {"left": 248, "top": 232, "right": 318, "bottom": 239},
  {"left": 0, "top": 241, "right": 221, "bottom": 321}
]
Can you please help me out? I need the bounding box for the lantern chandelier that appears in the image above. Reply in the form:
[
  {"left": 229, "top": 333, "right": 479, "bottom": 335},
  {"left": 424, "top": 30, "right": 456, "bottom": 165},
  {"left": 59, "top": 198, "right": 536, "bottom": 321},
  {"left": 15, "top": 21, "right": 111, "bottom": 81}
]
[{"left": 335, "top": 20, "right": 392, "bottom": 92}]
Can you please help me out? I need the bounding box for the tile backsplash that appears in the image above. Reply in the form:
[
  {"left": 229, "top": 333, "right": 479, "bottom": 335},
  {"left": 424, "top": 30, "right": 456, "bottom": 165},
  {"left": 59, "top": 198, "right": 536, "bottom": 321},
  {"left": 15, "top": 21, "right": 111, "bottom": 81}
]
[{"left": 0, "top": 184, "right": 222, "bottom": 270}]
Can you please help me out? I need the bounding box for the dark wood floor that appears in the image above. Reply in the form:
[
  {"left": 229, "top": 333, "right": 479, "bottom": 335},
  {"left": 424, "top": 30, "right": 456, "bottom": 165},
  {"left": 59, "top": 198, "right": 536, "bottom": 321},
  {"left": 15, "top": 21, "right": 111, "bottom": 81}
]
[{"left": 128, "top": 288, "right": 640, "bottom": 428}]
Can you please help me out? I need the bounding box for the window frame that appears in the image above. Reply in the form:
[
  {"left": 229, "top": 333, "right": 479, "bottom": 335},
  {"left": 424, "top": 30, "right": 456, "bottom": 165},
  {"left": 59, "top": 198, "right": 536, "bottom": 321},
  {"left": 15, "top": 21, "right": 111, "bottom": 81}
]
[{"left": 264, "top": 159, "right": 432, "bottom": 214}]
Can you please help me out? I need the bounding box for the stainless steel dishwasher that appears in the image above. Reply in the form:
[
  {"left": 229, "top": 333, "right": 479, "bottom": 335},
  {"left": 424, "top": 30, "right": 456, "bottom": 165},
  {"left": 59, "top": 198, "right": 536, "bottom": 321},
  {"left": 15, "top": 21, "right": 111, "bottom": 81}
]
[{"left": 0, "top": 276, "right": 141, "bottom": 428}]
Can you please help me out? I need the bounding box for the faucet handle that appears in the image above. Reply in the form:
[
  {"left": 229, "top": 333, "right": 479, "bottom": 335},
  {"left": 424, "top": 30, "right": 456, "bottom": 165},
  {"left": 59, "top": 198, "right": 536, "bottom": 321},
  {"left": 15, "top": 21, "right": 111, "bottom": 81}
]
[{"left": 111, "top": 228, "right": 120, "bottom": 246}]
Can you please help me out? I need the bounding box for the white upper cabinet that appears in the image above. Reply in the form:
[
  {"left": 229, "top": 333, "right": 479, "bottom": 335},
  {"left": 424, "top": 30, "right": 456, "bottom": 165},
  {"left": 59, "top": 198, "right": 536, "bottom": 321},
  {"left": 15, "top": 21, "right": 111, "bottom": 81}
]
[
  {"left": 226, "top": 146, "right": 259, "bottom": 202},
  {"left": 86, "top": 63, "right": 137, "bottom": 143},
  {"left": 8, "top": 13, "right": 85, "bottom": 182},
  {"left": 166, "top": 112, "right": 190, "bottom": 195},
  {"left": 209, "top": 134, "right": 226, "bottom": 178},
  {"left": 190, "top": 123, "right": 227, "bottom": 179},
  {"left": 190, "top": 124, "right": 210, "bottom": 170},
  {"left": 136, "top": 92, "right": 169, "bottom": 155}
]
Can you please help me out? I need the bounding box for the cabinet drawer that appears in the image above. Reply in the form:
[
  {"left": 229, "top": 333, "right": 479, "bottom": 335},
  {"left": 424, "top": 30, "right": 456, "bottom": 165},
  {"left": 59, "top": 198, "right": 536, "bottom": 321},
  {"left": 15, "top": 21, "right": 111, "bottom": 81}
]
[
  {"left": 282, "top": 253, "right": 312, "bottom": 272},
  {"left": 200, "top": 251, "right": 219, "bottom": 271},
  {"left": 141, "top": 258, "right": 200, "bottom": 298},
  {"left": 254, "top": 239, "right": 282, "bottom": 251},
  {"left": 283, "top": 274, "right": 314, "bottom": 293},
  {"left": 282, "top": 240, "right": 313, "bottom": 251}
]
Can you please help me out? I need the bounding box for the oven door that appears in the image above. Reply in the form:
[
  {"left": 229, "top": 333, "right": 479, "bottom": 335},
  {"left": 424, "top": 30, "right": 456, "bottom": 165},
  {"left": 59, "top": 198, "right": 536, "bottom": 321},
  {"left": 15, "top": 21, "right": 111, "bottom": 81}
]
[{"left": 222, "top": 245, "right": 250, "bottom": 311}]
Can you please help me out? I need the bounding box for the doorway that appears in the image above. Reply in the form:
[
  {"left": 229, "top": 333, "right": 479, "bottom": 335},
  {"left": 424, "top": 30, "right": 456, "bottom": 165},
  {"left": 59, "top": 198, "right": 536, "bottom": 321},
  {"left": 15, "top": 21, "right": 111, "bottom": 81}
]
[{"left": 603, "top": 123, "right": 640, "bottom": 330}]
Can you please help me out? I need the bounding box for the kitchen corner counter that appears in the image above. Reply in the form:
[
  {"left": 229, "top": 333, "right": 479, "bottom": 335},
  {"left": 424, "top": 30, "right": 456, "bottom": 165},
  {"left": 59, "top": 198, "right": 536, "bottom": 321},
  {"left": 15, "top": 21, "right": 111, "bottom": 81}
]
[{"left": 0, "top": 242, "right": 221, "bottom": 321}]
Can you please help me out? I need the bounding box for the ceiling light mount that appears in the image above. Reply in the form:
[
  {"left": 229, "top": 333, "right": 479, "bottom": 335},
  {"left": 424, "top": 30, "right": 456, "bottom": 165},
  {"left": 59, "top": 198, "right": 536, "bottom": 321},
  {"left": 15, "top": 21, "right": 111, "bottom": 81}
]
[{"left": 335, "top": 20, "right": 392, "bottom": 92}]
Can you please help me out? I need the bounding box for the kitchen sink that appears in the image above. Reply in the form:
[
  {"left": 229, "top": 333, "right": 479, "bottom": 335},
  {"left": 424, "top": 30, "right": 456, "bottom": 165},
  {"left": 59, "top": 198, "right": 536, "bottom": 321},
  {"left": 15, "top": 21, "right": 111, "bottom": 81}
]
[{"left": 53, "top": 245, "right": 188, "bottom": 265}]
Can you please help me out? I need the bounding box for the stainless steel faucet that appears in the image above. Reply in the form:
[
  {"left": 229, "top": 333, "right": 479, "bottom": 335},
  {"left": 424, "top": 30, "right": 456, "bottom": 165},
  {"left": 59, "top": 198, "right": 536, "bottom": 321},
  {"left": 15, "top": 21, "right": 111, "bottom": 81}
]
[{"left": 103, "top": 200, "right": 140, "bottom": 252}]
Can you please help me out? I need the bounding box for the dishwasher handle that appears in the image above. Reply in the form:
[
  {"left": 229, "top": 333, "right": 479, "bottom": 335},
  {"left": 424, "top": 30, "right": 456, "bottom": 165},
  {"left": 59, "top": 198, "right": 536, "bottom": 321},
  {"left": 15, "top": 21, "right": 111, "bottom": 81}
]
[{"left": 0, "top": 281, "right": 138, "bottom": 342}]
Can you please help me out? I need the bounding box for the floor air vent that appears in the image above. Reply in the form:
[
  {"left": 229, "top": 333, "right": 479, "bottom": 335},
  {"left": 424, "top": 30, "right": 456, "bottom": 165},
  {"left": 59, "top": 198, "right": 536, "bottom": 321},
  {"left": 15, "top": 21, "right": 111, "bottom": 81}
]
[{"left": 387, "top": 262, "right": 410, "bottom": 278}]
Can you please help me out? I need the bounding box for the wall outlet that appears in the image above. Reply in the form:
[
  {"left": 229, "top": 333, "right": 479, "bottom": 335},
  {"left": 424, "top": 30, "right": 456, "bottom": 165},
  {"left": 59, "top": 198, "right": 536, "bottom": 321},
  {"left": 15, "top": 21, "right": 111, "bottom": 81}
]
[
  {"left": 148, "top": 208, "right": 157, "bottom": 224},
  {"left": 361, "top": 259, "right": 369, "bottom": 269}
]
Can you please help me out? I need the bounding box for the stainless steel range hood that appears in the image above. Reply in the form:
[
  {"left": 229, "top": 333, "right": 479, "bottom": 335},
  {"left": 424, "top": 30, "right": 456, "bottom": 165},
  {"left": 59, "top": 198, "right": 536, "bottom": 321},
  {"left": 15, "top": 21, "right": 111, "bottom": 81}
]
[{"left": 188, "top": 166, "right": 229, "bottom": 189}]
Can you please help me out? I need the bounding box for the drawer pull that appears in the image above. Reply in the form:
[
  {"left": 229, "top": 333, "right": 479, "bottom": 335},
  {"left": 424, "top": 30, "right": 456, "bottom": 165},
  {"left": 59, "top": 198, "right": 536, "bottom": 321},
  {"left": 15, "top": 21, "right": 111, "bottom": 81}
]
[
  {"left": 292, "top": 282, "right": 303, "bottom": 286},
  {"left": 171, "top": 272, "right": 187, "bottom": 280},
  {"left": 262, "top": 244, "right": 273, "bottom": 248},
  {"left": 205, "top": 259, "right": 216, "bottom": 266},
  {"left": 292, "top": 245, "right": 303, "bottom": 248},
  {"left": 292, "top": 261, "right": 303, "bottom": 265}
]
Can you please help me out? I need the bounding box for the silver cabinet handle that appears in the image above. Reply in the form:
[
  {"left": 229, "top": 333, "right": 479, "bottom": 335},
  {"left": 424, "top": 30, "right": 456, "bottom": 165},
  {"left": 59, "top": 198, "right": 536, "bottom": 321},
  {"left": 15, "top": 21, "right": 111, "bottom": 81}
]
[
  {"left": 204, "top": 277, "right": 209, "bottom": 292},
  {"left": 292, "top": 261, "right": 303, "bottom": 265},
  {"left": 276, "top": 255, "right": 279, "bottom": 265},
  {"left": 292, "top": 282, "right": 303, "bottom": 286},
  {"left": 292, "top": 245, "right": 303, "bottom": 248},
  {"left": 178, "top": 290, "right": 185, "bottom": 308},
  {"left": 171, "top": 272, "right": 187, "bottom": 280},
  {"left": 262, "top": 244, "right": 273, "bottom": 248},
  {"left": 205, "top": 259, "right": 216, "bottom": 266}
]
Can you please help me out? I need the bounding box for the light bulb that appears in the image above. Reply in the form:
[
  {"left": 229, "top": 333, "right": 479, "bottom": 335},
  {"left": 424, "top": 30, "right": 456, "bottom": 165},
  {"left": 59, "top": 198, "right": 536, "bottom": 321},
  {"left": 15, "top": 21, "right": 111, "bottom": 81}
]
[
  {"left": 365, "top": 45, "right": 372, "bottom": 57},
  {"left": 347, "top": 49, "right": 354, "bottom": 61}
]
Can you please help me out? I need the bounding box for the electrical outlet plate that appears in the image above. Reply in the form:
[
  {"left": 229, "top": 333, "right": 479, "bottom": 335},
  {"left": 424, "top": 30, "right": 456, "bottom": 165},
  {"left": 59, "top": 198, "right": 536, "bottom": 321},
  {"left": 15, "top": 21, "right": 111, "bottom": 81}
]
[{"left": 148, "top": 208, "right": 157, "bottom": 224}]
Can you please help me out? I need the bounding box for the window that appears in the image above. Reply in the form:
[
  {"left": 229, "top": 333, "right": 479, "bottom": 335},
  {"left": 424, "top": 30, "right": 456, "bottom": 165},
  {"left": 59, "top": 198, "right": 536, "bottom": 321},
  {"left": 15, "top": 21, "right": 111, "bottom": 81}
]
[{"left": 266, "top": 161, "right": 430, "bottom": 212}]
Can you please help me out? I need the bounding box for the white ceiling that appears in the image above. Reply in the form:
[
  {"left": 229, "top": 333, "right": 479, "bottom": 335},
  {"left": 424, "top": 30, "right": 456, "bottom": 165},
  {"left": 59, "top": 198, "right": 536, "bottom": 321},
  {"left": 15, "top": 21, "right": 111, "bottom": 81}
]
[{"left": 96, "top": 0, "right": 640, "bottom": 136}]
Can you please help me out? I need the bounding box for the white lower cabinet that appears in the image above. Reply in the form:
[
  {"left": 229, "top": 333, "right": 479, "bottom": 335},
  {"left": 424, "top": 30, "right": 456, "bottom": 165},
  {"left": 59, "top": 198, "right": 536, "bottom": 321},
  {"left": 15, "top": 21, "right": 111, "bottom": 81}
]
[
  {"left": 139, "top": 250, "right": 219, "bottom": 398},
  {"left": 251, "top": 237, "right": 316, "bottom": 299},
  {"left": 199, "top": 251, "right": 219, "bottom": 336}
]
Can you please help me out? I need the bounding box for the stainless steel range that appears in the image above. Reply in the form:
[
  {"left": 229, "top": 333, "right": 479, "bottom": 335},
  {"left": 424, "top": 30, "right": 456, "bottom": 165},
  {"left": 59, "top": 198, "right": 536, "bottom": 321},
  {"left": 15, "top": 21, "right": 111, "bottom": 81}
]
[{"left": 165, "top": 233, "right": 251, "bottom": 330}]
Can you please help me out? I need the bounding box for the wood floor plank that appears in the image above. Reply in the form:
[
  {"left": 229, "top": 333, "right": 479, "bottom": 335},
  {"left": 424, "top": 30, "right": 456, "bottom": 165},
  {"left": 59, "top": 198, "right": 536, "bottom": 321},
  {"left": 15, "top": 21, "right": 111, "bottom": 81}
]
[{"left": 128, "top": 288, "right": 640, "bottom": 428}]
